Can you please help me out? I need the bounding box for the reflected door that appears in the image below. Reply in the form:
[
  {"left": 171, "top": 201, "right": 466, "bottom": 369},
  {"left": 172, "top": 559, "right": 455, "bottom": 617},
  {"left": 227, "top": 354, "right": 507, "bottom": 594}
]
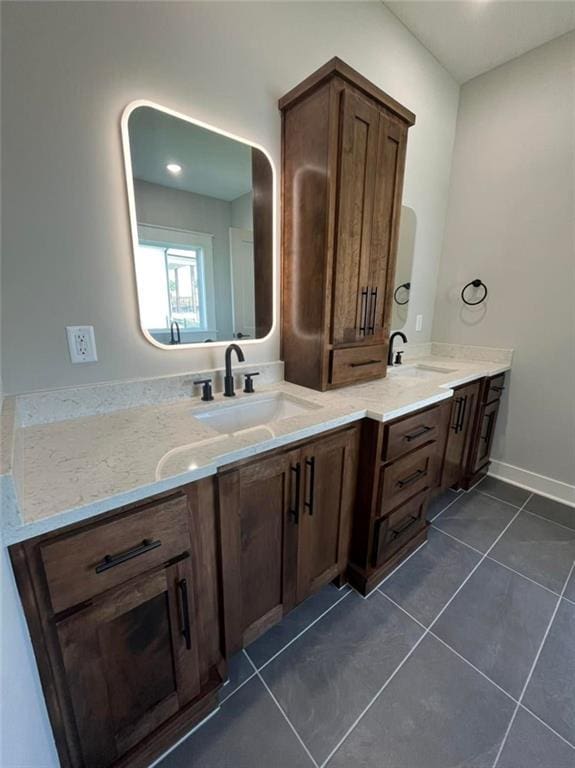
[{"left": 230, "top": 227, "right": 255, "bottom": 339}]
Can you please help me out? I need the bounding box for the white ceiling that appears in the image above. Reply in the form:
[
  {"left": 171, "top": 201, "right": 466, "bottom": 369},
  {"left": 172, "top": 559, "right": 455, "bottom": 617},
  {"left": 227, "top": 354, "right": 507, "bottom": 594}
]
[
  {"left": 385, "top": 1, "right": 575, "bottom": 83},
  {"left": 129, "top": 106, "right": 253, "bottom": 201}
]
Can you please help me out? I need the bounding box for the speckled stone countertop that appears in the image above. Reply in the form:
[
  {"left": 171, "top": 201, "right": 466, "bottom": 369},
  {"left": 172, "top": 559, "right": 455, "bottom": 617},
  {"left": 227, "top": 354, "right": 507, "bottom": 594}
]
[{"left": 1, "top": 346, "right": 512, "bottom": 544}]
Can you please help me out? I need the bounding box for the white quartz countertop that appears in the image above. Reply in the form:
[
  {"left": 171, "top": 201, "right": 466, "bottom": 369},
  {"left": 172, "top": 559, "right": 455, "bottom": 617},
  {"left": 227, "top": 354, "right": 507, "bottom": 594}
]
[{"left": 2, "top": 349, "right": 511, "bottom": 544}]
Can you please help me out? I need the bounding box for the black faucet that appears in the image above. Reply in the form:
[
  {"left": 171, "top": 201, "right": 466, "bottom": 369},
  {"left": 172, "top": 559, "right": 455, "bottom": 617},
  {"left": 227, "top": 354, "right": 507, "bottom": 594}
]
[
  {"left": 388, "top": 331, "right": 407, "bottom": 366},
  {"left": 169, "top": 320, "right": 181, "bottom": 345},
  {"left": 224, "top": 344, "right": 245, "bottom": 397}
]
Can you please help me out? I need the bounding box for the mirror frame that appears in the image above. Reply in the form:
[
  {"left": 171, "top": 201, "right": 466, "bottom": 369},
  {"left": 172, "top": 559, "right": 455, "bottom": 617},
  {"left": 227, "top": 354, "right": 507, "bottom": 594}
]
[{"left": 121, "top": 99, "right": 277, "bottom": 351}]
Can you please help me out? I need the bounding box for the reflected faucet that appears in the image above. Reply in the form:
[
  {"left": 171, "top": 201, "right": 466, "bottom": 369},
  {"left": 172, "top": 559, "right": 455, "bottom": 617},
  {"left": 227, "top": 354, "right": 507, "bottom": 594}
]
[
  {"left": 388, "top": 331, "right": 407, "bottom": 366},
  {"left": 224, "top": 344, "right": 245, "bottom": 397},
  {"left": 169, "top": 320, "right": 181, "bottom": 345}
]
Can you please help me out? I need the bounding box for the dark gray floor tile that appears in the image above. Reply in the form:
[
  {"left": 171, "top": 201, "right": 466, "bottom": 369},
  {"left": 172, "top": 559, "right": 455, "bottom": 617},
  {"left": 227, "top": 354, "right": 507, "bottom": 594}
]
[
  {"left": 380, "top": 527, "right": 481, "bottom": 626},
  {"left": 433, "top": 490, "right": 516, "bottom": 553},
  {"left": 525, "top": 494, "right": 575, "bottom": 531},
  {"left": 433, "top": 559, "right": 557, "bottom": 697},
  {"left": 159, "top": 676, "right": 313, "bottom": 768},
  {"left": 475, "top": 476, "right": 530, "bottom": 507},
  {"left": 564, "top": 569, "right": 575, "bottom": 603},
  {"left": 497, "top": 707, "right": 575, "bottom": 768},
  {"left": 246, "top": 583, "right": 350, "bottom": 669},
  {"left": 260, "top": 591, "right": 422, "bottom": 764},
  {"left": 426, "top": 489, "right": 460, "bottom": 522},
  {"left": 328, "top": 634, "right": 515, "bottom": 768},
  {"left": 490, "top": 512, "right": 575, "bottom": 593},
  {"left": 219, "top": 651, "right": 254, "bottom": 704},
  {"left": 524, "top": 599, "right": 575, "bottom": 745}
]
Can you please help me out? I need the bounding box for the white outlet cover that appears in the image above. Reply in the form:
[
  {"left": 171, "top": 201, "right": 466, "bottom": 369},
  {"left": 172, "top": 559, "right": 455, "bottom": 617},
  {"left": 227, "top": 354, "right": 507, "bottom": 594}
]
[
  {"left": 416, "top": 314, "right": 423, "bottom": 332},
  {"left": 66, "top": 326, "right": 98, "bottom": 363}
]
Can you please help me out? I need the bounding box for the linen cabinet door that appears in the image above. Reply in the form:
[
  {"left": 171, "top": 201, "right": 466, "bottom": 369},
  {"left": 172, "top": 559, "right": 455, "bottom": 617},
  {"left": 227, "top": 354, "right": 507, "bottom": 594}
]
[
  {"left": 55, "top": 557, "right": 200, "bottom": 768},
  {"left": 442, "top": 382, "right": 481, "bottom": 490},
  {"left": 331, "top": 88, "right": 380, "bottom": 346},
  {"left": 368, "top": 112, "right": 408, "bottom": 342},
  {"left": 471, "top": 399, "right": 500, "bottom": 474},
  {"left": 218, "top": 449, "right": 301, "bottom": 654},
  {"left": 296, "top": 427, "right": 359, "bottom": 603}
]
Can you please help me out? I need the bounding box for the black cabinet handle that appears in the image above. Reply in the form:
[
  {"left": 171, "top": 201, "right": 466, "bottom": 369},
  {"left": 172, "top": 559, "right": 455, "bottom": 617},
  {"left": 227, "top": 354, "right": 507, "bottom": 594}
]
[
  {"left": 451, "top": 397, "right": 463, "bottom": 433},
  {"left": 456, "top": 395, "right": 468, "bottom": 434},
  {"left": 390, "top": 515, "right": 418, "bottom": 539},
  {"left": 481, "top": 411, "right": 495, "bottom": 444},
  {"left": 491, "top": 385, "right": 505, "bottom": 392},
  {"left": 359, "top": 287, "right": 369, "bottom": 334},
  {"left": 350, "top": 359, "right": 382, "bottom": 368},
  {"left": 367, "top": 287, "right": 378, "bottom": 334},
  {"left": 397, "top": 468, "right": 426, "bottom": 489},
  {"left": 405, "top": 425, "right": 434, "bottom": 442},
  {"left": 95, "top": 538, "right": 161, "bottom": 574},
  {"left": 304, "top": 457, "right": 315, "bottom": 515},
  {"left": 289, "top": 463, "right": 301, "bottom": 524},
  {"left": 178, "top": 578, "right": 192, "bottom": 650}
]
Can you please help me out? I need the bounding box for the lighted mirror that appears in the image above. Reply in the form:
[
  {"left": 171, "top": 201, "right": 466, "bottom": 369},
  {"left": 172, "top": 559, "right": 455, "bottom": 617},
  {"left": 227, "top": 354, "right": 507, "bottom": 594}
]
[
  {"left": 391, "top": 206, "right": 416, "bottom": 331},
  {"left": 122, "top": 102, "right": 274, "bottom": 347}
]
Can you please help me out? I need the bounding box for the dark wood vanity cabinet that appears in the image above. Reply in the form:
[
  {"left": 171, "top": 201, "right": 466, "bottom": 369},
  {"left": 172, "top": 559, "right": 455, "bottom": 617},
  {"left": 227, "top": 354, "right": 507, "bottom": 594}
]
[
  {"left": 348, "top": 402, "right": 450, "bottom": 595},
  {"left": 280, "top": 58, "right": 415, "bottom": 391},
  {"left": 218, "top": 425, "right": 359, "bottom": 654},
  {"left": 462, "top": 373, "right": 506, "bottom": 488},
  {"left": 9, "top": 481, "right": 225, "bottom": 768},
  {"left": 441, "top": 380, "right": 482, "bottom": 491}
]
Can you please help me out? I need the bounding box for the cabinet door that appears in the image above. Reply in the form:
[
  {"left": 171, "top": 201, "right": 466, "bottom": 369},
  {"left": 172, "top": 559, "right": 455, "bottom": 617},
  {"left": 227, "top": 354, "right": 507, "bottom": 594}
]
[
  {"left": 297, "top": 428, "right": 359, "bottom": 603},
  {"left": 368, "top": 112, "right": 408, "bottom": 341},
  {"left": 331, "top": 88, "right": 380, "bottom": 346},
  {"left": 219, "top": 449, "right": 300, "bottom": 653},
  {"left": 56, "top": 557, "right": 200, "bottom": 768},
  {"left": 442, "top": 382, "right": 481, "bottom": 490},
  {"left": 471, "top": 399, "right": 500, "bottom": 474}
]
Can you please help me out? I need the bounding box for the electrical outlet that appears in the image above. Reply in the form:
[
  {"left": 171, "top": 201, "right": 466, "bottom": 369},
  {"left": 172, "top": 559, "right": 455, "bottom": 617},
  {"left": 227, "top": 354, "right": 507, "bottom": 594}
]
[
  {"left": 66, "top": 326, "right": 98, "bottom": 363},
  {"left": 416, "top": 314, "right": 423, "bottom": 332}
]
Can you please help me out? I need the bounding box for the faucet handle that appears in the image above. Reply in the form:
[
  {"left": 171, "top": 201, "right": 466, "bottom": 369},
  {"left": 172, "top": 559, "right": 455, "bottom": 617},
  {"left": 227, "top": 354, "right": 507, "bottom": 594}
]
[
  {"left": 193, "top": 378, "right": 214, "bottom": 402},
  {"left": 243, "top": 372, "right": 260, "bottom": 394},
  {"left": 394, "top": 351, "right": 404, "bottom": 366}
]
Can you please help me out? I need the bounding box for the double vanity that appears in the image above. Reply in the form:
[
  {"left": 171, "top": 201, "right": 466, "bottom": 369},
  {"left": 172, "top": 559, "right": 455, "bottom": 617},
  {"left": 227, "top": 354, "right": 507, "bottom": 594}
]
[{"left": 2, "top": 57, "right": 513, "bottom": 768}]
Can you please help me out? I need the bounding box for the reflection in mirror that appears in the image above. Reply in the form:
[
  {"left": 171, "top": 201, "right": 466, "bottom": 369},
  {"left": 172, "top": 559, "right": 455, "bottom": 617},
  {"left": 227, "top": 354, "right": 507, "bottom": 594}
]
[
  {"left": 391, "top": 206, "right": 416, "bottom": 331},
  {"left": 123, "top": 104, "right": 274, "bottom": 347}
]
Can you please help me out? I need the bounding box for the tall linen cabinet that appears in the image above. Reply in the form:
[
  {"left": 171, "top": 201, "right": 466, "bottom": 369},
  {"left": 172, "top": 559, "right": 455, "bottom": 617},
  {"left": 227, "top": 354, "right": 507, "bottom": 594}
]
[{"left": 280, "top": 58, "right": 415, "bottom": 391}]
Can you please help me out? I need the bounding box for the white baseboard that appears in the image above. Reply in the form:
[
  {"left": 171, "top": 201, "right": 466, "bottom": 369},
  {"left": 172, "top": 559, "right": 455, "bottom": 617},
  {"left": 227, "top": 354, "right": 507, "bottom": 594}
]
[{"left": 489, "top": 460, "right": 575, "bottom": 508}]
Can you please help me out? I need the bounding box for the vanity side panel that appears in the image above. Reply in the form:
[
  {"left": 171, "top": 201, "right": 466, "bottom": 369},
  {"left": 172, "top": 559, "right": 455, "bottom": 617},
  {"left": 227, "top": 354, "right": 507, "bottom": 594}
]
[{"left": 281, "top": 81, "right": 335, "bottom": 390}]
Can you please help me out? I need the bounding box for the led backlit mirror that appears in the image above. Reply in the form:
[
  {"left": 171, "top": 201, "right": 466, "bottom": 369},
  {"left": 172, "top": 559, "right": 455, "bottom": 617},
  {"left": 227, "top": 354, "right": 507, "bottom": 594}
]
[{"left": 122, "top": 102, "right": 274, "bottom": 347}]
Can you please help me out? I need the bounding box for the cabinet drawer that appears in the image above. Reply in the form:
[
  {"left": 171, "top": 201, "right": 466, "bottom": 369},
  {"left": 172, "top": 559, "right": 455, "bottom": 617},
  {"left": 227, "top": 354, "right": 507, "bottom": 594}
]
[
  {"left": 485, "top": 373, "right": 506, "bottom": 404},
  {"left": 41, "top": 494, "right": 191, "bottom": 614},
  {"left": 372, "top": 489, "right": 428, "bottom": 567},
  {"left": 383, "top": 405, "right": 443, "bottom": 462},
  {"left": 379, "top": 441, "right": 438, "bottom": 516},
  {"left": 330, "top": 345, "right": 387, "bottom": 385}
]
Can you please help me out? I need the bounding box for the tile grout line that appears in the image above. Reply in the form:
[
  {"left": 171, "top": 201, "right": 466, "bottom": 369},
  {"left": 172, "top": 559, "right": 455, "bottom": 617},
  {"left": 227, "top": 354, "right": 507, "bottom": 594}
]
[
  {"left": 518, "top": 701, "right": 575, "bottom": 751},
  {"left": 491, "top": 557, "right": 575, "bottom": 768},
  {"left": 360, "top": 540, "right": 428, "bottom": 600},
  {"left": 243, "top": 649, "right": 320, "bottom": 768},
  {"left": 428, "top": 491, "right": 463, "bottom": 522},
  {"left": 523, "top": 507, "right": 575, "bottom": 535},
  {"left": 476, "top": 486, "right": 575, "bottom": 535},
  {"left": 475, "top": 488, "right": 524, "bottom": 510},
  {"left": 251, "top": 588, "right": 352, "bottom": 673},
  {"left": 218, "top": 669, "right": 257, "bottom": 705},
  {"left": 321, "top": 494, "right": 534, "bottom": 768},
  {"left": 430, "top": 523, "right": 565, "bottom": 599}
]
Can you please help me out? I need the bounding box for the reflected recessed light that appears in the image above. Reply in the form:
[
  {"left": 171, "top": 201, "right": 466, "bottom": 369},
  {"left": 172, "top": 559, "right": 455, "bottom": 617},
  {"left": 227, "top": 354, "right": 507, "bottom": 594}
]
[{"left": 166, "top": 163, "right": 182, "bottom": 175}]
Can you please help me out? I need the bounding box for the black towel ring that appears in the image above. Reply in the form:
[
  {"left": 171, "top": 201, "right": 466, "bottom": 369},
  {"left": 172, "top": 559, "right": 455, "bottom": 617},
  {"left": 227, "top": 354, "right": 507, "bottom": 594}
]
[
  {"left": 461, "top": 279, "right": 488, "bottom": 306},
  {"left": 393, "top": 282, "right": 411, "bottom": 306}
]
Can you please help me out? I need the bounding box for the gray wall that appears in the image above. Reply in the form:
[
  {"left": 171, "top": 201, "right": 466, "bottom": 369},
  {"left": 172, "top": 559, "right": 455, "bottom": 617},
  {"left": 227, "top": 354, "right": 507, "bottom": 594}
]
[
  {"left": 134, "top": 179, "right": 234, "bottom": 338},
  {"left": 433, "top": 33, "right": 575, "bottom": 486},
  {"left": 1, "top": 0, "right": 459, "bottom": 394}
]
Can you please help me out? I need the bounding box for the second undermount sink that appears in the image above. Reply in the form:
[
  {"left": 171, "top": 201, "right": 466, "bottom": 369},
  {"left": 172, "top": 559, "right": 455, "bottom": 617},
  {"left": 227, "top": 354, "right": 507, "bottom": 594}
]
[
  {"left": 194, "top": 392, "right": 320, "bottom": 434},
  {"left": 388, "top": 363, "right": 458, "bottom": 381}
]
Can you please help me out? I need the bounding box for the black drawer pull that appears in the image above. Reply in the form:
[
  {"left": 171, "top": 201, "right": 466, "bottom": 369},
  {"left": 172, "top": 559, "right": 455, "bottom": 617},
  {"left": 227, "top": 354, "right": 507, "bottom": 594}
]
[
  {"left": 491, "top": 385, "right": 505, "bottom": 392},
  {"left": 350, "top": 359, "right": 382, "bottom": 368},
  {"left": 95, "top": 538, "right": 161, "bottom": 573},
  {"left": 390, "top": 515, "right": 418, "bottom": 539},
  {"left": 304, "top": 457, "right": 315, "bottom": 515},
  {"left": 405, "top": 425, "right": 434, "bottom": 442},
  {"left": 178, "top": 578, "right": 192, "bottom": 650},
  {"left": 290, "top": 463, "right": 301, "bottom": 524},
  {"left": 397, "top": 468, "right": 426, "bottom": 489}
]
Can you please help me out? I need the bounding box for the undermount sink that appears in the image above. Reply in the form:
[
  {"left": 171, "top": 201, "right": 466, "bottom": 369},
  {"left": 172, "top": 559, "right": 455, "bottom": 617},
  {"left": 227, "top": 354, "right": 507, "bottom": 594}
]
[
  {"left": 388, "top": 363, "right": 458, "bottom": 380},
  {"left": 194, "top": 392, "right": 320, "bottom": 434}
]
